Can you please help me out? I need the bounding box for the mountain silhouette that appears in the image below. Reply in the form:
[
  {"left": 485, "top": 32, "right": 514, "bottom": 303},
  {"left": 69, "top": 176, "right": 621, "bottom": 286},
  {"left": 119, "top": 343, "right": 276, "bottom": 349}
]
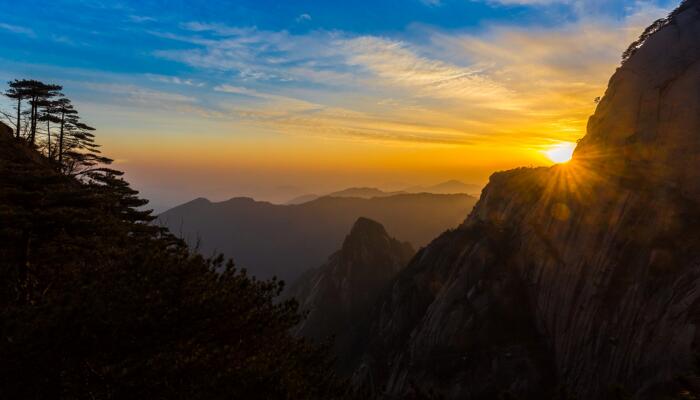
[
  {"left": 158, "top": 193, "right": 476, "bottom": 282},
  {"left": 405, "top": 179, "right": 483, "bottom": 195},
  {"left": 287, "top": 217, "right": 414, "bottom": 372},
  {"left": 285, "top": 181, "right": 481, "bottom": 205},
  {"left": 348, "top": 1, "right": 700, "bottom": 398}
]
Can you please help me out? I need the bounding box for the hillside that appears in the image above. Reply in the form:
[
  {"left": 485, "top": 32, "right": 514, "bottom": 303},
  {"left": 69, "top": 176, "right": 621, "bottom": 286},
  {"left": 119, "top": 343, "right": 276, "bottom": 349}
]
[
  {"left": 405, "top": 180, "right": 483, "bottom": 196},
  {"left": 0, "top": 123, "right": 340, "bottom": 398},
  {"left": 287, "top": 217, "right": 414, "bottom": 373},
  {"left": 158, "top": 192, "right": 476, "bottom": 282},
  {"left": 349, "top": 1, "right": 700, "bottom": 399}
]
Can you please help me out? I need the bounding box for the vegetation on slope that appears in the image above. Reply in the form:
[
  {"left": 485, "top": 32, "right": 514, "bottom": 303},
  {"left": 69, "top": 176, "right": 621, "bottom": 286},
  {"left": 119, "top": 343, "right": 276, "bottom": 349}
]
[{"left": 0, "top": 80, "right": 341, "bottom": 399}]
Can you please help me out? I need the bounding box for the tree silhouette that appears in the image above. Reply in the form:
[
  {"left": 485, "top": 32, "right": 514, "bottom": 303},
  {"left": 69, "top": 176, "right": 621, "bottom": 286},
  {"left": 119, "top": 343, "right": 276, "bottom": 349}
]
[
  {"left": 4, "top": 79, "right": 31, "bottom": 139},
  {"left": 52, "top": 96, "right": 78, "bottom": 165},
  {"left": 37, "top": 96, "right": 63, "bottom": 159},
  {"left": 22, "top": 80, "right": 62, "bottom": 145},
  {"left": 0, "top": 79, "right": 343, "bottom": 399}
]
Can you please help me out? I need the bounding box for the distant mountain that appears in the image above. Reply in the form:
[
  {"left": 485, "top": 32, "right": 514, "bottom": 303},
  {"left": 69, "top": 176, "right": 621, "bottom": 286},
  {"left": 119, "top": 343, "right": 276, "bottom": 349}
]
[
  {"left": 285, "top": 188, "right": 402, "bottom": 205},
  {"left": 326, "top": 187, "right": 404, "bottom": 198},
  {"left": 158, "top": 193, "right": 476, "bottom": 282},
  {"left": 286, "top": 193, "right": 319, "bottom": 205},
  {"left": 286, "top": 217, "right": 414, "bottom": 372},
  {"left": 285, "top": 182, "right": 482, "bottom": 205},
  {"left": 405, "top": 179, "right": 483, "bottom": 195}
]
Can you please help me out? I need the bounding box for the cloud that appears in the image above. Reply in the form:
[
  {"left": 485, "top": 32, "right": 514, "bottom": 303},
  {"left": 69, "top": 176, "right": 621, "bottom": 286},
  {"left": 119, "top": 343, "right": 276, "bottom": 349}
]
[
  {"left": 146, "top": 2, "right": 669, "bottom": 147},
  {"left": 0, "top": 22, "right": 35, "bottom": 37},
  {"left": 338, "top": 36, "right": 516, "bottom": 108},
  {"left": 214, "top": 84, "right": 322, "bottom": 112},
  {"left": 128, "top": 15, "right": 156, "bottom": 23},
  {"left": 148, "top": 74, "right": 206, "bottom": 87},
  {"left": 86, "top": 83, "right": 197, "bottom": 106},
  {"left": 296, "top": 13, "right": 312, "bottom": 23}
]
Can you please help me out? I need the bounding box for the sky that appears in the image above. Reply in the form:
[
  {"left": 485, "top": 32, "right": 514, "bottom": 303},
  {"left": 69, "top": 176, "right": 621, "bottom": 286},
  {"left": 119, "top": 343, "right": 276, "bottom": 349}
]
[{"left": 0, "top": 0, "right": 677, "bottom": 211}]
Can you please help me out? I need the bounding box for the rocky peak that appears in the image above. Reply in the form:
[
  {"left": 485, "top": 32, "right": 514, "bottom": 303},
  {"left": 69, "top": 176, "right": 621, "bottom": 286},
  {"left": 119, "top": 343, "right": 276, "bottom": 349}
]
[
  {"left": 350, "top": 2, "right": 700, "bottom": 398},
  {"left": 341, "top": 217, "right": 394, "bottom": 257},
  {"left": 575, "top": 0, "right": 700, "bottom": 196},
  {"left": 348, "top": 216, "right": 389, "bottom": 238},
  {"left": 287, "top": 217, "right": 414, "bottom": 372}
]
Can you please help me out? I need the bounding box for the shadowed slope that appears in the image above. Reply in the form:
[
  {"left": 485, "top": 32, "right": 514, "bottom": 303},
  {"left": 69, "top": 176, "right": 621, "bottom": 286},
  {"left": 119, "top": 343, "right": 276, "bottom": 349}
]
[
  {"left": 288, "top": 218, "right": 414, "bottom": 372},
  {"left": 353, "top": 2, "right": 700, "bottom": 399}
]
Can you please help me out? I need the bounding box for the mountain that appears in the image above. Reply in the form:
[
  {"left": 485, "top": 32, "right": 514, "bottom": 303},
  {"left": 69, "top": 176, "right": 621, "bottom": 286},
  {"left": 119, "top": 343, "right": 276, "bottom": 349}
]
[
  {"left": 0, "top": 124, "right": 340, "bottom": 398},
  {"left": 287, "top": 217, "right": 414, "bottom": 372},
  {"left": 405, "top": 179, "right": 483, "bottom": 196},
  {"left": 285, "top": 182, "right": 481, "bottom": 205},
  {"left": 348, "top": 2, "right": 700, "bottom": 399},
  {"left": 326, "top": 187, "right": 404, "bottom": 198},
  {"left": 158, "top": 193, "right": 476, "bottom": 282},
  {"left": 286, "top": 193, "right": 320, "bottom": 204}
]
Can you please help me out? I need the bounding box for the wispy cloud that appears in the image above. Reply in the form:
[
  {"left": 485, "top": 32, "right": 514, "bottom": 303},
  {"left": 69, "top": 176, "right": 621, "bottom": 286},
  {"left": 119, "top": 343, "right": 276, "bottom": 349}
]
[
  {"left": 338, "top": 36, "right": 516, "bottom": 107},
  {"left": 0, "top": 22, "right": 35, "bottom": 37},
  {"left": 140, "top": 2, "right": 671, "bottom": 147},
  {"left": 148, "top": 74, "right": 206, "bottom": 87},
  {"left": 128, "top": 15, "right": 156, "bottom": 23},
  {"left": 296, "top": 13, "right": 312, "bottom": 23},
  {"left": 86, "top": 83, "right": 197, "bottom": 106}
]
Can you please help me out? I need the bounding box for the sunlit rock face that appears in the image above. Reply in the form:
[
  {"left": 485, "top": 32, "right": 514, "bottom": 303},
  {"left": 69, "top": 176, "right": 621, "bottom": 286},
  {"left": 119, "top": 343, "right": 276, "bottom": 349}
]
[
  {"left": 577, "top": 0, "right": 700, "bottom": 197},
  {"left": 287, "top": 217, "right": 414, "bottom": 372},
  {"left": 353, "top": 1, "right": 700, "bottom": 398}
]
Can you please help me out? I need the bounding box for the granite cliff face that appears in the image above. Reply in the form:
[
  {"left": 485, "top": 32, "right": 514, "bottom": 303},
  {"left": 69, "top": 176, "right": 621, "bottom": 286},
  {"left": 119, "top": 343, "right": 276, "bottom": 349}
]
[
  {"left": 288, "top": 218, "right": 414, "bottom": 372},
  {"left": 353, "top": 1, "right": 700, "bottom": 398}
]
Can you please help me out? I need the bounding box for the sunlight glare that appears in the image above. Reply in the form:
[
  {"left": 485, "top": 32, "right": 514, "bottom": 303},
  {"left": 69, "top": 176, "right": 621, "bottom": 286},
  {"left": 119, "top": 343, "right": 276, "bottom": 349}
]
[{"left": 545, "top": 142, "right": 576, "bottom": 164}]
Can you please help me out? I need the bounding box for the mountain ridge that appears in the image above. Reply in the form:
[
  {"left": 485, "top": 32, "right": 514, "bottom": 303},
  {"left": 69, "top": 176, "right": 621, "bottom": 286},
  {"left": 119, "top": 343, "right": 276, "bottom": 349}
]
[
  {"left": 349, "top": 2, "right": 700, "bottom": 398},
  {"left": 284, "top": 180, "right": 482, "bottom": 205},
  {"left": 288, "top": 217, "right": 414, "bottom": 373},
  {"left": 158, "top": 192, "right": 476, "bottom": 282}
]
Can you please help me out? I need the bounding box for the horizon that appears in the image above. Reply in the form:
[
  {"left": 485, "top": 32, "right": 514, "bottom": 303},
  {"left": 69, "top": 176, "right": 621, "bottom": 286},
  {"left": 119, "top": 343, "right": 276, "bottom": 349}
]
[
  {"left": 0, "top": 0, "right": 677, "bottom": 210},
  {"left": 6, "top": 1, "right": 700, "bottom": 398}
]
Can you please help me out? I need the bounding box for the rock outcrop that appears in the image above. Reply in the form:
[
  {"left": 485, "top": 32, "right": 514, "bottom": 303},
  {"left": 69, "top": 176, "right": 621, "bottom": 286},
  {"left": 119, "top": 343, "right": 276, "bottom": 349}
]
[
  {"left": 287, "top": 217, "right": 414, "bottom": 372},
  {"left": 353, "top": 1, "right": 700, "bottom": 398}
]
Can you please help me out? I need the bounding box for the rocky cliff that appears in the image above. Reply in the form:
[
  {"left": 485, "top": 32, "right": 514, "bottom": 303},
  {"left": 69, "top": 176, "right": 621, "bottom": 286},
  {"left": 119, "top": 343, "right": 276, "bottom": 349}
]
[
  {"left": 288, "top": 217, "right": 414, "bottom": 372},
  {"left": 353, "top": 1, "right": 700, "bottom": 398}
]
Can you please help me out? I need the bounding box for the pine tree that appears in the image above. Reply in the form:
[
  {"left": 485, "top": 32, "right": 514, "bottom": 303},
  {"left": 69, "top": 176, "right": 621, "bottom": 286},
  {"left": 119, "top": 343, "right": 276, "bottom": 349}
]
[
  {"left": 37, "top": 97, "right": 63, "bottom": 159},
  {"left": 4, "top": 79, "right": 31, "bottom": 139},
  {"left": 5, "top": 80, "right": 62, "bottom": 145},
  {"left": 53, "top": 97, "right": 78, "bottom": 165}
]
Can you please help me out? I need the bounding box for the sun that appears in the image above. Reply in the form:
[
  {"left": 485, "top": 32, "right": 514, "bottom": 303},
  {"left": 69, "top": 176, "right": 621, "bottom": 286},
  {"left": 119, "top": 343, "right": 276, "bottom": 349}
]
[{"left": 544, "top": 142, "right": 576, "bottom": 164}]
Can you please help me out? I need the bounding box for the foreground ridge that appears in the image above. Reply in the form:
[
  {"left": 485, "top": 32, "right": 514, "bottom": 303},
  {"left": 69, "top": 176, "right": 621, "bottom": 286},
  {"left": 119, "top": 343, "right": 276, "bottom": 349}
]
[{"left": 351, "top": 2, "right": 700, "bottom": 398}]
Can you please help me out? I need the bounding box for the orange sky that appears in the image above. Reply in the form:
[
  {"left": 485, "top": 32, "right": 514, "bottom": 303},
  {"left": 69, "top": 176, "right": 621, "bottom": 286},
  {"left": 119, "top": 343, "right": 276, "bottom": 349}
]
[{"left": 0, "top": 1, "right": 673, "bottom": 211}]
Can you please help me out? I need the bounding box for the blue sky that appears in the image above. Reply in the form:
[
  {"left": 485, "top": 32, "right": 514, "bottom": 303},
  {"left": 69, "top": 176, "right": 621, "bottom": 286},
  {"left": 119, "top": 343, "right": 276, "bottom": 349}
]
[{"left": 0, "top": 0, "right": 678, "bottom": 210}]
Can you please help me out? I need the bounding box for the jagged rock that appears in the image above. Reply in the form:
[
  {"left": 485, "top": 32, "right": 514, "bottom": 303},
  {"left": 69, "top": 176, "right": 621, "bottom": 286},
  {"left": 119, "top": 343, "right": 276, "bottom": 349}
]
[
  {"left": 353, "top": 1, "right": 700, "bottom": 398},
  {"left": 287, "top": 217, "right": 414, "bottom": 372}
]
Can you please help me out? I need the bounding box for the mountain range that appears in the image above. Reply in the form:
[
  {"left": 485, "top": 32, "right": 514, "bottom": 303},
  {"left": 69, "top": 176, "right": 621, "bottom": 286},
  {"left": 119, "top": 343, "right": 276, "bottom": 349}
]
[
  {"left": 284, "top": 2, "right": 700, "bottom": 398},
  {"left": 339, "top": 3, "right": 700, "bottom": 398},
  {"left": 285, "top": 180, "right": 482, "bottom": 205},
  {"left": 157, "top": 192, "right": 476, "bottom": 282}
]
